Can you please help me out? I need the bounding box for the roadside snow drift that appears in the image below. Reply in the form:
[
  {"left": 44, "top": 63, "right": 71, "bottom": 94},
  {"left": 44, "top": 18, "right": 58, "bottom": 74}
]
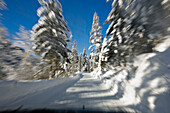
[{"left": 99, "top": 38, "right": 170, "bottom": 113}]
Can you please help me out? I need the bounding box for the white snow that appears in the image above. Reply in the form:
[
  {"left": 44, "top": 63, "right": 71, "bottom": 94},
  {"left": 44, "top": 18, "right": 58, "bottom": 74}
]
[
  {"left": 0, "top": 72, "right": 136, "bottom": 112},
  {"left": 48, "top": 11, "right": 56, "bottom": 19},
  {"left": 0, "top": 38, "right": 169, "bottom": 113},
  {"left": 0, "top": 74, "right": 82, "bottom": 111},
  {"left": 97, "top": 38, "right": 170, "bottom": 113},
  {"left": 155, "top": 37, "right": 170, "bottom": 52}
]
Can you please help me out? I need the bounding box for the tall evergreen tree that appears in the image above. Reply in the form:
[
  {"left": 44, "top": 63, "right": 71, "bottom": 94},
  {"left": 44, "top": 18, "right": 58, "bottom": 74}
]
[
  {"left": 82, "top": 48, "right": 90, "bottom": 72},
  {"left": 78, "top": 53, "right": 83, "bottom": 72},
  {"left": 32, "top": 0, "right": 71, "bottom": 78},
  {"left": 0, "top": 0, "right": 21, "bottom": 80},
  {"left": 104, "top": 0, "right": 128, "bottom": 67},
  {"left": 98, "top": 37, "right": 109, "bottom": 70},
  {"left": 0, "top": 27, "right": 10, "bottom": 79},
  {"left": 70, "top": 40, "right": 78, "bottom": 73},
  {"left": 14, "top": 26, "right": 32, "bottom": 54},
  {"left": 89, "top": 12, "right": 103, "bottom": 63},
  {"left": 0, "top": 26, "right": 27, "bottom": 80},
  {"left": 104, "top": 0, "right": 169, "bottom": 67},
  {"left": 13, "top": 26, "right": 40, "bottom": 80}
]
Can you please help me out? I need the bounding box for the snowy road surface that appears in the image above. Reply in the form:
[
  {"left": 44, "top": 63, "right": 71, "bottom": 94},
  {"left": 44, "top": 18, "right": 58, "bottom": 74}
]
[{"left": 0, "top": 72, "right": 136, "bottom": 112}]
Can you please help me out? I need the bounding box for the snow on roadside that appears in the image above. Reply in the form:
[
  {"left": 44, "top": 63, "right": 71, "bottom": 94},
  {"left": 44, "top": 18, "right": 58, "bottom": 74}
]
[
  {"left": 0, "top": 74, "right": 82, "bottom": 111},
  {"left": 98, "top": 38, "right": 170, "bottom": 113}
]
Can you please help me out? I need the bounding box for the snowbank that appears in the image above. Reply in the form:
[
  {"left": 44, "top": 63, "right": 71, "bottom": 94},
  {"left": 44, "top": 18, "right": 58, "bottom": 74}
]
[
  {"left": 99, "top": 38, "right": 170, "bottom": 113},
  {"left": 130, "top": 47, "right": 170, "bottom": 113}
]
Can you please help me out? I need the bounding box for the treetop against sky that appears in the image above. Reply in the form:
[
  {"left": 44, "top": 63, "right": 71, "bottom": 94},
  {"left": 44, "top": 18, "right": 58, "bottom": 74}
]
[{"left": 1, "top": 0, "right": 112, "bottom": 55}]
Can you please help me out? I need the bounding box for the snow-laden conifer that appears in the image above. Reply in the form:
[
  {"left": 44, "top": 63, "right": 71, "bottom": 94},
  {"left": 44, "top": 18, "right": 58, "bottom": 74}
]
[
  {"left": 32, "top": 0, "right": 71, "bottom": 78},
  {"left": 0, "top": 1, "right": 21, "bottom": 79},
  {"left": 12, "top": 26, "right": 40, "bottom": 80},
  {"left": 89, "top": 12, "right": 103, "bottom": 63},
  {"left": 70, "top": 40, "right": 79, "bottom": 73},
  {"left": 82, "top": 48, "right": 90, "bottom": 72},
  {"left": 14, "top": 26, "right": 32, "bottom": 54},
  {"left": 78, "top": 53, "right": 83, "bottom": 72},
  {"left": 104, "top": 0, "right": 169, "bottom": 67},
  {"left": 98, "top": 37, "right": 109, "bottom": 70}
]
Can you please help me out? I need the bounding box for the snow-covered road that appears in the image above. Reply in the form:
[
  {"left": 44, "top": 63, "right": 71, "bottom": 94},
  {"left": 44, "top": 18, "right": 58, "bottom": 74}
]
[{"left": 0, "top": 72, "right": 136, "bottom": 112}]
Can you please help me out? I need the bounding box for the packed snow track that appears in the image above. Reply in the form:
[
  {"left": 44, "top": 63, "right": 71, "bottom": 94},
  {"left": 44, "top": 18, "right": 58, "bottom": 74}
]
[{"left": 0, "top": 73, "right": 137, "bottom": 113}]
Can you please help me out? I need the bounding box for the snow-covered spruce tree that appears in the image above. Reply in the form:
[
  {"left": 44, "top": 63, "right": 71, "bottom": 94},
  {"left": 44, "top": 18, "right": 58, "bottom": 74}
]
[
  {"left": 0, "top": 26, "right": 26, "bottom": 80},
  {"left": 104, "top": 0, "right": 169, "bottom": 67},
  {"left": 0, "top": 27, "right": 11, "bottom": 79},
  {"left": 83, "top": 48, "right": 87, "bottom": 57},
  {"left": 70, "top": 40, "right": 79, "bottom": 73},
  {"left": 82, "top": 48, "right": 90, "bottom": 72},
  {"left": 12, "top": 26, "right": 40, "bottom": 80},
  {"left": 0, "top": 0, "right": 7, "bottom": 79},
  {"left": 14, "top": 26, "right": 33, "bottom": 54},
  {"left": 0, "top": 0, "right": 35, "bottom": 80},
  {"left": 78, "top": 53, "right": 83, "bottom": 72},
  {"left": 89, "top": 58, "right": 95, "bottom": 72},
  {"left": 98, "top": 36, "right": 109, "bottom": 70},
  {"left": 0, "top": 0, "right": 23, "bottom": 80},
  {"left": 103, "top": 0, "right": 127, "bottom": 67},
  {"left": 89, "top": 12, "right": 103, "bottom": 65},
  {"left": 32, "top": 0, "right": 71, "bottom": 78}
]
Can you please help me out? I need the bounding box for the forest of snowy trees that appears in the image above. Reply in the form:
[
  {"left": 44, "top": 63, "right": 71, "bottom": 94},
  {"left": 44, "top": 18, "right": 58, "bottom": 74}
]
[{"left": 0, "top": 0, "right": 169, "bottom": 80}]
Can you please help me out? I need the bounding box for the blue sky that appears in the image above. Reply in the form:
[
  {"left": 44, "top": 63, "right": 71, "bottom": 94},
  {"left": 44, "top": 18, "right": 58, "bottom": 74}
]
[{"left": 1, "top": 0, "right": 112, "bottom": 55}]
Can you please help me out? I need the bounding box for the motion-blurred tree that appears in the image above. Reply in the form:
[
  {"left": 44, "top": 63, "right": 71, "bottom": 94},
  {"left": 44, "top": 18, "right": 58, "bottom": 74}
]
[
  {"left": 104, "top": 0, "right": 170, "bottom": 67},
  {"left": 89, "top": 12, "right": 103, "bottom": 64},
  {"left": 70, "top": 40, "right": 79, "bottom": 73},
  {"left": 32, "top": 0, "right": 71, "bottom": 78}
]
